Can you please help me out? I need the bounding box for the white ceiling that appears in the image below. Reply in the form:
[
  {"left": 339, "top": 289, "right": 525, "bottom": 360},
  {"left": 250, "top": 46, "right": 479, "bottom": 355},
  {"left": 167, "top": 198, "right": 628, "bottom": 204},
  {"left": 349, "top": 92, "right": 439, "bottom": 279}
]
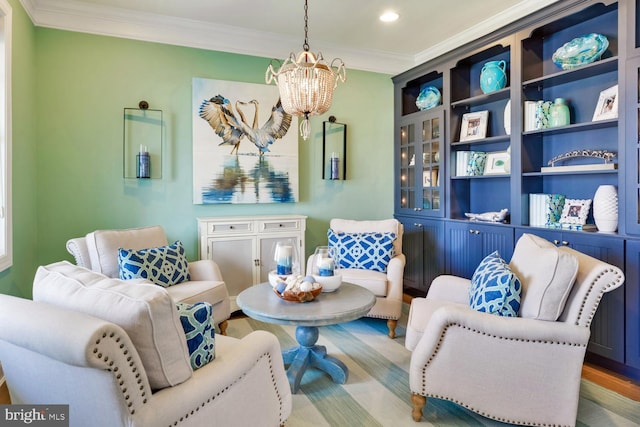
[{"left": 19, "top": 0, "right": 559, "bottom": 75}]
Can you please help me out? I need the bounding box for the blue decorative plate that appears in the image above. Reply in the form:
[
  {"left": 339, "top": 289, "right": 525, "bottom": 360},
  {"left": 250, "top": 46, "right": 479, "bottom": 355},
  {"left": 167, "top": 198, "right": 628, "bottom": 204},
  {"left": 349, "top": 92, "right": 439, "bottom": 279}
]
[
  {"left": 552, "top": 33, "right": 609, "bottom": 70},
  {"left": 416, "top": 86, "right": 441, "bottom": 110}
]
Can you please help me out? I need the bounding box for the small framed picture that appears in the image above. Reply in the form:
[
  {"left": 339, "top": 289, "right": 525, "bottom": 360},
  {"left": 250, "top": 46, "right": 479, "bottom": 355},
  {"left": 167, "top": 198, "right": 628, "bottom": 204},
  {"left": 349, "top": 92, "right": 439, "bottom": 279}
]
[
  {"left": 460, "top": 111, "right": 489, "bottom": 142},
  {"left": 592, "top": 85, "right": 618, "bottom": 121},
  {"left": 559, "top": 199, "right": 592, "bottom": 226},
  {"left": 422, "top": 171, "right": 431, "bottom": 187},
  {"left": 484, "top": 151, "right": 510, "bottom": 175}
]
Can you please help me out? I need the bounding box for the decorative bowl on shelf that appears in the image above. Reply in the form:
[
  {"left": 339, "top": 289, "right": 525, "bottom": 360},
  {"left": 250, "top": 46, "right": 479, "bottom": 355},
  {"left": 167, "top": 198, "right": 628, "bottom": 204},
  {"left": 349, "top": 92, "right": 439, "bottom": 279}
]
[
  {"left": 312, "top": 273, "right": 342, "bottom": 292},
  {"left": 415, "top": 86, "right": 441, "bottom": 110},
  {"left": 552, "top": 33, "right": 609, "bottom": 70}
]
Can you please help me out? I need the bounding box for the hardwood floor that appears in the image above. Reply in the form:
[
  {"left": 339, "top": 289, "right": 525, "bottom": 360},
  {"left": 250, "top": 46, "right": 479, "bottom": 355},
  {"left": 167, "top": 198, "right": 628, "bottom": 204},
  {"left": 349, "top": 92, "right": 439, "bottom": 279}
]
[{"left": 0, "top": 380, "right": 9, "bottom": 404}]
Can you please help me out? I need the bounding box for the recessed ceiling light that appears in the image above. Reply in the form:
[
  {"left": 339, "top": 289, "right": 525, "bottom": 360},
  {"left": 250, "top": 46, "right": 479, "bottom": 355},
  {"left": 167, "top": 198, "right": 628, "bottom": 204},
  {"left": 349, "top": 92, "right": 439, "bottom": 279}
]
[{"left": 379, "top": 11, "right": 399, "bottom": 23}]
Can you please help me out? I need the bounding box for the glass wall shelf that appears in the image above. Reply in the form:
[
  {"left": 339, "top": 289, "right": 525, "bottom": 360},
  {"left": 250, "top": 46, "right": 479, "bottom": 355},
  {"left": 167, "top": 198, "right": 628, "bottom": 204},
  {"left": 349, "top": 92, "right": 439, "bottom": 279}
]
[{"left": 123, "top": 106, "right": 163, "bottom": 179}]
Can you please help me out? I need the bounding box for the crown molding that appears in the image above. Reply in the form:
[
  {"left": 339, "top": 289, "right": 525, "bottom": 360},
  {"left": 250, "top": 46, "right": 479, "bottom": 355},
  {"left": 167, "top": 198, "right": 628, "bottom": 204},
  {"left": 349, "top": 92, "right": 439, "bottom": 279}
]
[
  {"left": 414, "top": 0, "right": 559, "bottom": 65},
  {"left": 19, "top": 0, "right": 558, "bottom": 75}
]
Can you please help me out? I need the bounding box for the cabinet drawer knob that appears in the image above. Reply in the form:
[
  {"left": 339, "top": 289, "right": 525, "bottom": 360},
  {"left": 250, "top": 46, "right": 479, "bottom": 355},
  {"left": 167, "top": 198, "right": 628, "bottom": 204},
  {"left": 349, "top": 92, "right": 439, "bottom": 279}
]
[
  {"left": 414, "top": 223, "right": 423, "bottom": 228},
  {"left": 229, "top": 225, "right": 234, "bottom": 229},
  {"left": 279, "top": 223, "right": 283, "bottom": 227},
  {"left": 561, "top": 240, "right": 569, "bottom": 246},
  {"left": 553, "top": 240, "right": 560, "bottom": 245}
]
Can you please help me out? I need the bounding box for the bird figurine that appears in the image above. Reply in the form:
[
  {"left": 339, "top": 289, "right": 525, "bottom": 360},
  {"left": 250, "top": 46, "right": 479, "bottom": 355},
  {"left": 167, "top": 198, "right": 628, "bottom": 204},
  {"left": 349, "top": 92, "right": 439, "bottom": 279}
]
[
  {"left": 199, "top": 95, "right": 292, "bottom": 155},
  {"left": 464, "top": 208, "right": 509, "bottom": 222}
]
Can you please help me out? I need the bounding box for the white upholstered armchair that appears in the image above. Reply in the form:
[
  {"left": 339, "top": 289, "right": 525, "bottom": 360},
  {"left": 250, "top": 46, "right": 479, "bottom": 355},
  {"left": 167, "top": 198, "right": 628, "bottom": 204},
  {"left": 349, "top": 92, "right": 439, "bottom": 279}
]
[
  {"left": 307, "top": 218, "right": 405, "bottom": 338},
  {"left": 405, "top": 233, "right": 624, "bottom": 426},
  {"left": 0, "top": 262, "right": 291, "bottom": 427},
  {"left": 66, "top": 225, "right": 231, "bottom": 334}
]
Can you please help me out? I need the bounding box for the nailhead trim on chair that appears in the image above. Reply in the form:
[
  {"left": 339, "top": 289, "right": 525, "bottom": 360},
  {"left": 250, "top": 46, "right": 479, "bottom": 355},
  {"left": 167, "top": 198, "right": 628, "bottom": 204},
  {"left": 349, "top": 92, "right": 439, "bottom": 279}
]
[
  {"left": 169, "top": 352, "right": 287, "bottom": 426},
  {"left": 92, "top": 331, "right": 149, "bottom": 416},
  {"left": 574, "top": 268, "right": 624, "bottom": 328},
  {"left": 416, "top": 323, "right": 586, "bottom": 427}
]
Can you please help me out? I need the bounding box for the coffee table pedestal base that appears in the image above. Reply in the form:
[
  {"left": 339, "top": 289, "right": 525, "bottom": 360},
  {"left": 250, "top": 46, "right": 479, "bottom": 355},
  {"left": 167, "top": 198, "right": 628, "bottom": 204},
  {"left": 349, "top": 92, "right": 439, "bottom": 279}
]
[{"left": 282, "top": 325, "right": 348, "bottom": 393}]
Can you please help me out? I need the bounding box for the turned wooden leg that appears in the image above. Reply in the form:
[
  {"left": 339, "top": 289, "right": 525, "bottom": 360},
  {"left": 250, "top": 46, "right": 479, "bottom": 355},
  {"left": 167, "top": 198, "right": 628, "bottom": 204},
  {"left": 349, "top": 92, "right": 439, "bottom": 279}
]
[
  {"left": 218, "top": 320, "right": 228, "bottom": 336},
  {"left": 387, "top": 319, "right": 398, "bottom": 339},
  {"left": 411, "top": 393, "right": 426, "bottom": 422}
]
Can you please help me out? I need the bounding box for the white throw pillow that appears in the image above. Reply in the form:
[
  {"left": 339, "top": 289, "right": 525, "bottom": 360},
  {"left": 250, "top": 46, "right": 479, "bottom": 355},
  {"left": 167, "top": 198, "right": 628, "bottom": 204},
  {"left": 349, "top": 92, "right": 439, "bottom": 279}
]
[
  {"left": 509, "top": 233, "right": 578, "bottom": 320},
  {"left": 33, "top": 261, "right": 192, "bottom": 390}
]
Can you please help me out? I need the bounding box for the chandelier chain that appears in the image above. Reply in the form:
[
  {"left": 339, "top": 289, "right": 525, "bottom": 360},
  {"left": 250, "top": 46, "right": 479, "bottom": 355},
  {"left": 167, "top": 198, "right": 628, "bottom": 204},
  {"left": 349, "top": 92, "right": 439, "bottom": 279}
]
[{"left": 303, "top": 0, "right": 309, "bottom": 52}]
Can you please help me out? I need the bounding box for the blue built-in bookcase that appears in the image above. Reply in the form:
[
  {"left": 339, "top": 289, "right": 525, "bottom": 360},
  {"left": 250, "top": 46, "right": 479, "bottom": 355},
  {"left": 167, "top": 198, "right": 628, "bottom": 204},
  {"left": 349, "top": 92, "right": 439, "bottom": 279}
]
[{"left": 393, "top": 0, "right": 640, "bottom": 381}]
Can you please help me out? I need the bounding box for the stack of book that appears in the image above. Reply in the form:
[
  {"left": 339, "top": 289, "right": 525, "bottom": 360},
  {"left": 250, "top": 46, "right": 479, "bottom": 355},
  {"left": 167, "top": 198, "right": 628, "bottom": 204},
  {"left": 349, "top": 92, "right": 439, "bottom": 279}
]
[
  {"left": 455, "top": 151, "right": 470, "bottom": 176},
  {"left": 529, "top": 193, "right": 565, "bottom": 226},
  {"left": 523, "top": 100, "right": 553, "bottom": 131}
]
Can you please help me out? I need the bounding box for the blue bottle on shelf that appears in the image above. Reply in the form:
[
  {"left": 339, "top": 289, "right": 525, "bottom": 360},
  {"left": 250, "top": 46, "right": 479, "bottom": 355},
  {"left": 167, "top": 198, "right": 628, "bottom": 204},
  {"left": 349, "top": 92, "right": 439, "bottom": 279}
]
[{"left": 137, "top": 145, "right": 150, "bottom": 179}]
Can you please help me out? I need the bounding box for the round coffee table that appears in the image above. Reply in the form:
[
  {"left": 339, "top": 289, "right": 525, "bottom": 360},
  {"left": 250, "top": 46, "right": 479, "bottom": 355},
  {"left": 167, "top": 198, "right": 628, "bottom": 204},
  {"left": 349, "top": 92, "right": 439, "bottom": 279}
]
[{"left": 236, "top": 282, "right": 375, "bottom": 393}]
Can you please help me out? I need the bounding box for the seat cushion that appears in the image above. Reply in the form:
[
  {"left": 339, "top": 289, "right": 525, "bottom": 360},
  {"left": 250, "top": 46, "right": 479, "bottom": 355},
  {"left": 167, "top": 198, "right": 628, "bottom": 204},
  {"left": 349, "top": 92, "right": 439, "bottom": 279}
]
[
  {"left": 509, "top": 233, "right": 579, "bottom": 320},
  {"left": 469, "top": 251, "right": 521, "bottom": 317},
  {"left": 32, "top": 261, "right": 192, "bottom": 390},
  {"left": 405, "top": 297, "right": 463, "bottom": 351},
  {"left": 176, "top": 301, "right": 215, "bottom": 370},
  {"left": 166, "top": 279, "right": 230, "bottom": 326},
  {"left": 118, "top": 241, "right": 191, "bottom": 287},
  {"left": 86, "top": 225, "right": 169, "bottom": 278},
  {"left": 338, "top": 268, "right": 388, "bottom": 296}
]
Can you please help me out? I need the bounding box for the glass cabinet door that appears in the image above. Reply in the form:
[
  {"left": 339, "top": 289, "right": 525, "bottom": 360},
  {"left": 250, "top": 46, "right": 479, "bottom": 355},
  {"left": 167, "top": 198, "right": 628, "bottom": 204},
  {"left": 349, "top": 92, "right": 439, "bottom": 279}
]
[
  {"left": 398, "top": 120, "right": 416, "bottom": 212},
  {"left": 421, "top": 113, "right": 442, "bottom": 214},
  {"left": 397, "top": 108, "right": 444, "bottom": 217}
]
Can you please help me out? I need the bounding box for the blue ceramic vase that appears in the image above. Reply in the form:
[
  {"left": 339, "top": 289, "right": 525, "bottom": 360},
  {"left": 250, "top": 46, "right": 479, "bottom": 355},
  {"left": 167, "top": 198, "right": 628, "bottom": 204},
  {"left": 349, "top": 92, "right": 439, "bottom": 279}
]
[{"left": 480, "top": 60, "right": 507, "bottom": 94}]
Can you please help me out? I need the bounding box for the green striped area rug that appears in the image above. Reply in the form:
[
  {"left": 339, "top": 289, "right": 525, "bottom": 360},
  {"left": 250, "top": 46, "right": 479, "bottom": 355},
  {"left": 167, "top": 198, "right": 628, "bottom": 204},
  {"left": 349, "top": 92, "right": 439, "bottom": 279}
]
[{"left": 226, "top": 309, "right": 640, "bottom": 427}]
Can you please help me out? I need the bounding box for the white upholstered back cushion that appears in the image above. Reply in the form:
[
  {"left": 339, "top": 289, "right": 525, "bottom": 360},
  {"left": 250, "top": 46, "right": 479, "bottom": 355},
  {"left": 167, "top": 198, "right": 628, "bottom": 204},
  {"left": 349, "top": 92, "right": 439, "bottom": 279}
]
[
  {"left": 329, "top": 218, "right": 403, "bottom": 257},
  {"left": 32, "top": 261, "right": 192, "bottom": 390},
  {"left": 509, "top": 233, "right": 578, "bottom": 320},
  {"left": 86, "top": 225, "right": 168, "bottom": 278}
]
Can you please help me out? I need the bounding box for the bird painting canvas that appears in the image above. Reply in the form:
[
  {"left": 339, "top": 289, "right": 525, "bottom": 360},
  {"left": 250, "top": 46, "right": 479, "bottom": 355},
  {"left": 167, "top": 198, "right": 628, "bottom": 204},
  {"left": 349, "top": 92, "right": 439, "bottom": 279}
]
[{"left": 192, "top": 77, "right": 299, "bottom": 204}]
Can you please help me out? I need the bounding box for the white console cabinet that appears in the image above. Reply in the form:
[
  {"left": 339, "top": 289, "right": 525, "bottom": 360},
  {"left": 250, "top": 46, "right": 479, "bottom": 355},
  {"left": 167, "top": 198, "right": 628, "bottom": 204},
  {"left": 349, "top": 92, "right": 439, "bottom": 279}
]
[{"left": 197, "top": 215, "right": 307, "bottom": 312}]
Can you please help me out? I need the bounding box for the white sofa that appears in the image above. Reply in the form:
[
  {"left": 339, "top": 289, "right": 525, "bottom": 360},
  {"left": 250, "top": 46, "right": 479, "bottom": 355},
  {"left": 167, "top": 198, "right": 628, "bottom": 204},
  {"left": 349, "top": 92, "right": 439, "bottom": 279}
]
[
  {"left": 308, "top": 218, "right": 405, "bottom": 338},
  {"left": 405, "top": 233, "right": 625, "bottom": 426},
  {"left": 66, "top": 225, "right": 231, "bottom": 334},
  {"left": 0, "top": 262, "right": 292, "bottom": 427}
]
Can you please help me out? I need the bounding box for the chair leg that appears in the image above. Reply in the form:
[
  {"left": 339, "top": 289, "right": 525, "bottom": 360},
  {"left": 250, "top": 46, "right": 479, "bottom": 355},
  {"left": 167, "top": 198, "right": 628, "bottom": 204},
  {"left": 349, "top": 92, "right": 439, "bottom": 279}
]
[
  {"left": 218, "top": 320, "right": 228, "bottom": 336},
  {"left": 387, "top": 319, "right": 398, "bottom": 339},
  {"left": 411, "top": 393, "right": 426, "bottom": 422}
]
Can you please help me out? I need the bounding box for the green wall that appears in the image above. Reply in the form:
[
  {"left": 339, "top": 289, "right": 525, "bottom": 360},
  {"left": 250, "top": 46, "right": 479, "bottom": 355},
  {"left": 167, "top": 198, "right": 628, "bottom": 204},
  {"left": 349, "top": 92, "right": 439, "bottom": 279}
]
[
  {"left": 0, "top": 0, "right": 38, "bottom": 297},
  {"left": 0, "top": 15, "right": 394, "bottom": 298}
]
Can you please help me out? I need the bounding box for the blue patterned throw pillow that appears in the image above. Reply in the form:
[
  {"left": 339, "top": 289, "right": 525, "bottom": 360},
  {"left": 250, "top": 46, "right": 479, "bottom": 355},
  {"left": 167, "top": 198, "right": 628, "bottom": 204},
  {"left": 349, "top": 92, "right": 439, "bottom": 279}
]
[
  {"left": 469, "top": 251, "right": 521, "bottom": 317},
  {"left": 118, "top": 241, "right": 190, "bottom": 287},
  {"left": 176, "top": 301, "right": 215, "bottom": 370},
  {"left": 327, "top": 229, "right": 396, "bottom": 273}
]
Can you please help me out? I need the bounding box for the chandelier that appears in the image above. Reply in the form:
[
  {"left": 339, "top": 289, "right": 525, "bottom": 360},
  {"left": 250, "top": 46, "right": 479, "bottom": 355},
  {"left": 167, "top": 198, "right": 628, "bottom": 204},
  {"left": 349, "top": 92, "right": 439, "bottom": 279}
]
[{"left": 266, "top": 0, "right": 346, "bottom": 140}]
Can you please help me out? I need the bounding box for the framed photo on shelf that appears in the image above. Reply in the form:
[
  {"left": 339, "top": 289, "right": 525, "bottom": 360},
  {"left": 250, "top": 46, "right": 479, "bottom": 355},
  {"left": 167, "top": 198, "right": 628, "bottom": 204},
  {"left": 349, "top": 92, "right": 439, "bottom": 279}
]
[
  {"left": 460, "top": 111, "right": 489, "bottom": 142},
  {"left": 592, "top": 84, "right": 618, "bottom": 121},
  {"left": 483, "top": 151, "right": 510, "bottom": 175},
  {"left": 559, "top": 199, "right": 591, "bottom": 226}
]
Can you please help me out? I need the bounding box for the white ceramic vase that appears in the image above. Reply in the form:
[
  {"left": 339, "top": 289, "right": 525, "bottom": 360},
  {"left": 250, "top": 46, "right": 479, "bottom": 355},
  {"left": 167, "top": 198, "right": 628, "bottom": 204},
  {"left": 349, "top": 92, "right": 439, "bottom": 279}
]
[{"left": 593, "top": 185, "right": 618, "bottom": 232}]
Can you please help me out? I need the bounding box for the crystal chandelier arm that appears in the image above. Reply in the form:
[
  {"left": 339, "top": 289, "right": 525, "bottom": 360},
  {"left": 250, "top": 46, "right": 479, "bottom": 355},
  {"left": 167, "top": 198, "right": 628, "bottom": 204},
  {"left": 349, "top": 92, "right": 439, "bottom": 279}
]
[
  {"left": 265, "top": 59, "right": 281, "bottom": 86},
  {"left": 331, "top": 58, "right": 347, "bottom": 87}
]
